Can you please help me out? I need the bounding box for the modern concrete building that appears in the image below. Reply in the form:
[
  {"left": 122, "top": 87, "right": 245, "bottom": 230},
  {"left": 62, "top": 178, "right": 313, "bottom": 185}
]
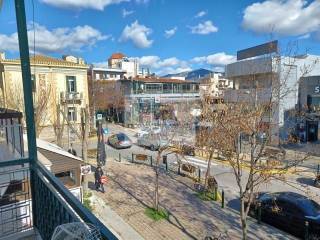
[
  {"left": 88, "top": 66, "right": 126, "bottom": 81},
  {"left": 199, "top": 72, "right": 233, "bottom": 102},
  {"left": 96, "top": 77, "right": 200, "bottom": 125},
  {"left": 297, "top": 75, "right": 320, "bottom": 142},
  {"left": 224, "top": 41, "right": 320, "bottom": 144}
]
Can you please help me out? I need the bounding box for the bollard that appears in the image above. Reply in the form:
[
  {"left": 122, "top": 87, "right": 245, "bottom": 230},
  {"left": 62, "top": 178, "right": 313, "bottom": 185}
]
[
  {"left": 132, "top": 153, "right": 134, "bottom": 163},
  {"left": 257, "top": 202, "right": 262, "bottom": 224},
  {"left": 150, "top": 156, "right": 153, "bottom": 166},
  {"left": 305, "top": 221, "right": 309, "bottom": 240},
  {"left": 163, "top": 155, "right": 167, "bottom": 164},
  {"left": 214, "top": 187, "right": 218, "bottom": 201},
  {"left": 119, "top": 153, "right": 121, "bottom": 162},
  {"left": 221, "top": 189, "right": 225, "bottom": 208},
  {"left": 166, "top": 160, "right": 168, "bottom": 172},
  {"left": 198, "top": 168, "right": 201, "bottom": 182}
]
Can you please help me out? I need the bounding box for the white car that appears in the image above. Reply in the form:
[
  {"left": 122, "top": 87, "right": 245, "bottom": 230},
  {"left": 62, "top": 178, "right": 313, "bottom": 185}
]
[
  {"left": 137, "top": 132, "right": 167, "bottom": 151},
  {"left": 136, "top": 126, "right": 161, "bottom": 138}
]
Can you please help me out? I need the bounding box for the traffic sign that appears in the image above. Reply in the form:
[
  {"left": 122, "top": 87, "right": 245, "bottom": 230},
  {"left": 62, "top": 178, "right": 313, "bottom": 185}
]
[{"left": 97, "top": 114, "right": 103, "bottom": 120}]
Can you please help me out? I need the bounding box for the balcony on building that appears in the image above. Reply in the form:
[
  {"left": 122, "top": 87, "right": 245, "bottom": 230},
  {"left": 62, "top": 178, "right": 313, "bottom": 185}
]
[
  {"left": 60, "top": 91, "right": 83, "bottom": 104},
  {"left": 0, "top": 109, "right": 117, "bottom": 240}
]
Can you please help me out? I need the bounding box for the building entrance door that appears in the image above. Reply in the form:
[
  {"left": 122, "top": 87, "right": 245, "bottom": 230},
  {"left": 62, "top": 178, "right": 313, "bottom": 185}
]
[{"left": 307, "top": 121, "right": 318, "bottom": 142}]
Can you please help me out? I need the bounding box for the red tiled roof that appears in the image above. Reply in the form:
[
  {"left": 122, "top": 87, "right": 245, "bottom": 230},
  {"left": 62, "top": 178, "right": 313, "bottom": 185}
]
[{"left": 109, "top": 53, "right": 126, "bottom": 59}]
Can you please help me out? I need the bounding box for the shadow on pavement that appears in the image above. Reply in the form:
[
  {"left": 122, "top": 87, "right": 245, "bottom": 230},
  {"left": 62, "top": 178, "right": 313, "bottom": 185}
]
[
  {"left": 226, "top": 198, "right": 240, "bottom": 211},
  {"left": 296, "top": 177, "right": 315, "bottom": 186}
]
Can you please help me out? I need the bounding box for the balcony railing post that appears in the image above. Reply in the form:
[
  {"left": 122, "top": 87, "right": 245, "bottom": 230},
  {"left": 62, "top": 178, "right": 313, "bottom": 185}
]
[{"left": 15, "top": 0, "right": 39, "bottom": 233}]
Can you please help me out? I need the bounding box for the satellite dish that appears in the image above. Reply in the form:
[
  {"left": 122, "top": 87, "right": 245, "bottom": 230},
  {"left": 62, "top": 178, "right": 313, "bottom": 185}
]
[{"left": 51, "top": 222, "right": 101, "bottom": 240}]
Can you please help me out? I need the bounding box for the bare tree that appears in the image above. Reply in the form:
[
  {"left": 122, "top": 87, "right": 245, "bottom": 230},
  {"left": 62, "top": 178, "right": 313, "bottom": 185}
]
[
  {"left": 6, "top": 74, "right": 52, "bottom": 137},
  {"left": 34, "top": 74, "right": 52, "bottom": 137},
  {"left": 197, "top": 45, "right": 319, "bottom": 239},
  {"left": 149, "top": 101, "right": 198, "bottom": 212}
]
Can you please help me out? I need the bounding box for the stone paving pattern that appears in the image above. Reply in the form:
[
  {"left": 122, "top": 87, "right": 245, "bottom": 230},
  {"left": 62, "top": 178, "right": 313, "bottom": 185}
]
[{"left": 88, "top": 160, "right": 296, "bottom": 240}]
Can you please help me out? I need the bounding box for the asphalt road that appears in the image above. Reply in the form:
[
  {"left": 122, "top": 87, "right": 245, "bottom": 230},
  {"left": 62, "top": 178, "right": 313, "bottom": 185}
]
[{"left": 73, "top": 123, "right": 320, "bottom": 211}]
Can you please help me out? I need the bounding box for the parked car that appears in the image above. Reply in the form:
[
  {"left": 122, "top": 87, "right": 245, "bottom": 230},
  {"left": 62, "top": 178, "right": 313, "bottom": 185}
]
[
  {"left": 248, "top": 192, "right": 320, "bottom": 238},
  {"left": 135, "top": 126, "right": 161, "bottom": 138},
  {"left": 181, "top": 144, "right": 195, "bottom": 156},
  {"left": 137, "top": 132, "right": 167, "bottom": 151},
  {"left": 108, "top": 133, "right": 132, "bottom": 149}
]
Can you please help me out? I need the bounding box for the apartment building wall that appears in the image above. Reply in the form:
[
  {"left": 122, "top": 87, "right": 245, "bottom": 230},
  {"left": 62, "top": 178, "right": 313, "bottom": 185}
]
[
  {"left": 0, "top": 55, "right": 89, "bottom": 127},
  {"left": 225, "top": 54, "right": 320, "bottom": 143}
]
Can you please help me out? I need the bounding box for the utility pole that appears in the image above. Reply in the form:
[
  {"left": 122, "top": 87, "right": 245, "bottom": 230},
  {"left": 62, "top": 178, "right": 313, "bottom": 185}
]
[
  {"left": 81, "top": 105, "right": 89, "bottom": 162},
  {"left": 81, "top": 105, "right": 89, "bottom": 192}
]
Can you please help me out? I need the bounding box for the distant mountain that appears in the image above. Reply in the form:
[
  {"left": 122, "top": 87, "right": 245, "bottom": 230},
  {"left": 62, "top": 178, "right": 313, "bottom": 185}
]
[{"left": 163, "top": 68, "right": 213, "bottom": 81}]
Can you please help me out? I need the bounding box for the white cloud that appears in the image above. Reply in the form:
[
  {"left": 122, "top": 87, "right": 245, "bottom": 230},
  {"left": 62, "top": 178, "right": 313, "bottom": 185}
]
[
  {"left": 40, "top": 0, "right": 129, "bottom": 11},
  {"left": 119, "top": 20, "right": 153, "bottom": 48},
  {"left": 191, "top": 52, "right": 236, "bottom": 65},
  {"left": 122, "top": 8, "right": 134, "bottom": 17},
  {"left": 156, "top": 67, "right": 192, "bottom": 76},
  {"left": 213, "top": 66, "right": 224, "bottom": 72},
  {"left": 133, "top": 55, "right": 191, "bottom": 75},
  {"left": 242, "top": 0, "right": 320, "bottom": 36},
  {"left": 298, "top": 33, "right": 311, "bottom": 39},
  {"left": 195, "top": 10, "right": 207, "bottom": 18},
  {"left": 136, "top": 56, "right": 182, "bottom": 69},
  {"left": 0, "top": 23, "right": 108, "bottom": 53},
  {"left": 189, "top": 21, "right": 218, "bottom": 35},
  {"left": 164, "top": 27, "right": 177, "bottom": 38},
  {"left": 137, "top": 55, "right": 160, "bottom": 67}
]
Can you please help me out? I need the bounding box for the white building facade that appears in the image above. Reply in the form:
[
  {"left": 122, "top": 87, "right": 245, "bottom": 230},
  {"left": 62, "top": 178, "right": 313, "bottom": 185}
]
[{"left": 225, "top": 41, "right": 320, "bottom": 144}]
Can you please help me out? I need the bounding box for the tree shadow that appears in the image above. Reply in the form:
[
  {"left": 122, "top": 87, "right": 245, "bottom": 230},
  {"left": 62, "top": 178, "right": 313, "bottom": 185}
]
[
  {"left": 296, "top": 177, "right": 315, "bottom": 186},
  {"left": 226, "top": 198, "right": 240, "bottom": 211}
]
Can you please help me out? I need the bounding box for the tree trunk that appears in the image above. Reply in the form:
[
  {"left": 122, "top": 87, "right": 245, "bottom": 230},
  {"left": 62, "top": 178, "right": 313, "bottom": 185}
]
[
  {"left": 81, "top": 106, "right": 89, "bottom": 162},
  {"left": 154, "top": 153, "right": 160, "bottom": 211},
  {"left": 56, "top": 104, "right": 63, "bottom": 147},
  {"left": 204, "top": 151, "right": 213, "bottom": 189},
  {"left": 240, "top": 198, "right": 248, "bottom": 240}
]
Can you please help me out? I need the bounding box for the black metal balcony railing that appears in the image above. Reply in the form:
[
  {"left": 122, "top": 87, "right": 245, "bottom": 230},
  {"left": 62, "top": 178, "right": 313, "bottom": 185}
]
[
  {"left": 0, "top": 160, "right": 117, "bottom": 240},
  {"left": 0, "top": 109, "right": 24, "bottom": 159},
  {"left": 0, "top": 109, "right": 117, "bottom": 240},
  {"left": 60, "top": 92, "right": 83, "bottom": 103}
]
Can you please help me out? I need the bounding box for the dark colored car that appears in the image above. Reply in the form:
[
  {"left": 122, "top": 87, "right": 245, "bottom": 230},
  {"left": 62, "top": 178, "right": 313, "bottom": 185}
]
[
  {"left": 248, "top": 192, "right": 320, "bottom": 239},
  {"left": 107, "top": 133, "right": 132, "bottom": 149},
  {"left": 181, "top": 144, "right": 195, "bottom": 156}
]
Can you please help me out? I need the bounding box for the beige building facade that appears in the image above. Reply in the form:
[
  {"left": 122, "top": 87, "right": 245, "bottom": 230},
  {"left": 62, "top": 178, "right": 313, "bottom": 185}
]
[{"left": 0, "top": 54, "right": 89, "bottom": 132}]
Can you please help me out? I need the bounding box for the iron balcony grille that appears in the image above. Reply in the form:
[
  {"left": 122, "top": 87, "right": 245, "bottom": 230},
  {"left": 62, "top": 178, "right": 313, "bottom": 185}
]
[{"left": 0, "top": 159, "right": 118, "bottom": 240}]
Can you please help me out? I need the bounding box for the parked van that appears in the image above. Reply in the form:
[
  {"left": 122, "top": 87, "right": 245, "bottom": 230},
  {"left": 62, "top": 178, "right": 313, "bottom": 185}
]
[{"left": 137, "top": 132, "right": 167, "bottom": 151}]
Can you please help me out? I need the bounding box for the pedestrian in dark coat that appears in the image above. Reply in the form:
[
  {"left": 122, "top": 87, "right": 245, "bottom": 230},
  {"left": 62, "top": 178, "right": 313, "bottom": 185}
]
[{"left": 94, "top": 166, "right": 104, "bottom": 192}]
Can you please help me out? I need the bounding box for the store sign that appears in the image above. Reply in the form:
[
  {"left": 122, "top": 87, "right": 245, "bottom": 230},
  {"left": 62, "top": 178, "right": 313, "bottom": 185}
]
[
  {"left": 315, "top": 86, "right": 320, "bottom": 93},
  {"left": 81, "top": 165, "right": 92, "bottom": 175},
  {"left": 97, "top": 114, "right": 103, "bottom": 120}
]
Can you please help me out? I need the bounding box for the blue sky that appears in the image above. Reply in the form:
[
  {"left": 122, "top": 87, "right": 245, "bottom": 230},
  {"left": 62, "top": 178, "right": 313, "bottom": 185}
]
[{"left": 0, "top": 0, "right": 319, "bottom": 75}]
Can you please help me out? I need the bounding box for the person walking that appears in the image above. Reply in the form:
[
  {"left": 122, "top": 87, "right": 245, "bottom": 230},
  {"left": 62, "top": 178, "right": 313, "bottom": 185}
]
[{"left": 94, "top": 166, "right": 104, "bottom": 193}]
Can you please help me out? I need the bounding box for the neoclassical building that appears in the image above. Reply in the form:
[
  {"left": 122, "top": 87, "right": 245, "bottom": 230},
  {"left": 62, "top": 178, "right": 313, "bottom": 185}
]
[{"left": 0, "top": 53, "right": 89, "bottom": 135}]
